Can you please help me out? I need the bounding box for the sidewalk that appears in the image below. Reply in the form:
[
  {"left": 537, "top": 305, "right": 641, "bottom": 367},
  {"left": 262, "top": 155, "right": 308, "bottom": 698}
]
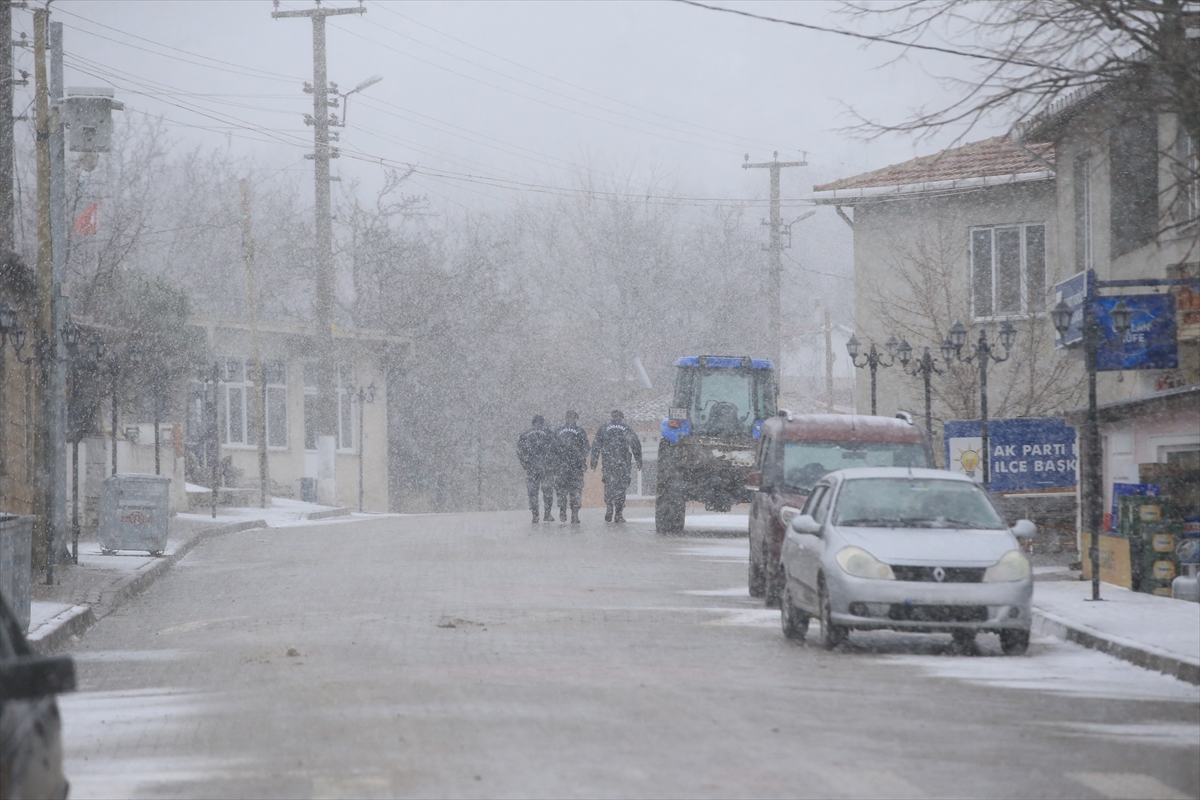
[
  {"left": 26, "top": 498, "right": 360, "bottom": 654},
  {"left": 1032, "top": 579, "right": 1200, "bottom": 685}
]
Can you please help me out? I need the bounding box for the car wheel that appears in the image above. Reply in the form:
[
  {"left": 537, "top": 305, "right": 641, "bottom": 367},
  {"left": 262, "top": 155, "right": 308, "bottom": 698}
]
[
  {"left": 781, "top": 580, "right": 809, "bottom": 641},
  {"left": 817, "top": 576, "right": 847, "bottom": 650},
  {"left": 1000, "top": 629, "right": 1030, "bottom": 655},
  {"left": 748, "top": 542, "right": 765, "bottom": 598},
  {"left": 951, "top": 629, "right": 977, "bottom": 652}
]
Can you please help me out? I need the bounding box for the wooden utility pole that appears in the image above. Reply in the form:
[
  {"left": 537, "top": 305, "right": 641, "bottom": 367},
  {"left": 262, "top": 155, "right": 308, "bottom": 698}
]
[
  {"left": 743, "top": 152, "right": 805, "bottom": 369},
  {"left": 30, "top": 8, "right": 50, "bottom": 573},
  {"left": 272, "top": 1, "right": 363, "bottom": 504},
  {"left": 240, "top": 179, "right": 268, "bottom": 509}
]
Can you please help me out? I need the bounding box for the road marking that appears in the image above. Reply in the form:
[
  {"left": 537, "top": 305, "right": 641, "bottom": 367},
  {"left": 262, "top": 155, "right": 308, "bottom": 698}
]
[
  {"left": 814, "top": 768, "right": 927, "bottom": 799},
  {"left": 312, "top": 773, "right": 392, "bottom": 799},
  {"left": 1067, "top": 772, "right": 1191, "bottom": 800}
]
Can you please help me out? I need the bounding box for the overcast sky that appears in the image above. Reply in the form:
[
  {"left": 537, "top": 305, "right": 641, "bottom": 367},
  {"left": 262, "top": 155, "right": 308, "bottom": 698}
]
[
  {"left": 25, "top": 0, "right": 1001, "bottom": 210},
  {"left": 17, "top": 0, "right": 1007, "bottom": 329}
]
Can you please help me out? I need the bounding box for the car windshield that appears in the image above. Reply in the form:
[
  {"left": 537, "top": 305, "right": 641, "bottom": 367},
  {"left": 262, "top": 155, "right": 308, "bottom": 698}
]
[
  {"left": 832, "top": 477, "right": 1006, "bottom": 529},
  {"left": 676, "top": 367, "right": 775, "bottom": 436},
  {"left": 783, "top": 441, "right": 928, "bottom": 492}
]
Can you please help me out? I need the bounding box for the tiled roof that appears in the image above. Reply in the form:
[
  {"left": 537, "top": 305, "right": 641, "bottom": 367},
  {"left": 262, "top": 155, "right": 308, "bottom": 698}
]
[{"left": 813, "top": 136, "right": 1054, "bottom": 193}]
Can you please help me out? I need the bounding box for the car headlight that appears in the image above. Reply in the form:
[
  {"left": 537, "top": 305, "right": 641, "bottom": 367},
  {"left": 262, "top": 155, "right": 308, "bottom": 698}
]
[
  {"left": 835, "top": 546, "right": 895, "bottom": 580},
  {"left": 983, "top": 549, "right": 1031, "bottom": 582}
]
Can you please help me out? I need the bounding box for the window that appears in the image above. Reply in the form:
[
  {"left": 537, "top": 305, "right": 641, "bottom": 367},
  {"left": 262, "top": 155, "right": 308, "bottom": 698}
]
[
  {"left": 1110, "top": 114, "right": 1158, "bottom": 258},
  {"left": 1179, "top": 128, "right": 1198, "bottom": 227},
  {"left": 303, "top": 362, "right": 319, "bottom": 451},
  {"left": 782, "top": 440, "right": 929, "bottom": 492},
  {"left": 1074, "top": 155, "right": 1093, "bottom": 271},
  {"left": 970, "top": 222, "right": 1047, "bottom": 319},
  {"left": 219, "top": 357, "right": 287, "bottom": 448},
  {"left": 832, "top": 478, "right": 1006, "bottom": 530}
]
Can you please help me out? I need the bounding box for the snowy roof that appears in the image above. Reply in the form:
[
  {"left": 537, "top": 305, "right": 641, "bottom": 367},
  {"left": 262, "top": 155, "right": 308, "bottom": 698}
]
[{"left": 809, "top": 136, "right": 1054, "bottom": 202}]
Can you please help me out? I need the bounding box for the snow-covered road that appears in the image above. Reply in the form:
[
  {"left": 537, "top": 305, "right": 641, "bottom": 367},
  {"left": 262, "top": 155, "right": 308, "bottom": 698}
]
[{"left": 57, "top": 509, "right": 1198, "bottom": 799}]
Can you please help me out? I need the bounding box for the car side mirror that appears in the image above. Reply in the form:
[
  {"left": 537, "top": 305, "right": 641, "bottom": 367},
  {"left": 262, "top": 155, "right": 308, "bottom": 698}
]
[
  {"left": 0, "top": 654, "right": 76, "bottom": 700},
  {"left": 745, "top": 471, "right": 761, "bottom": 491},
  {"left": 790, "top": 514, "right": 822, "bottom": 536},
  {"left": 1011, "top": 519, "right": 1037, "bottom": 541}
]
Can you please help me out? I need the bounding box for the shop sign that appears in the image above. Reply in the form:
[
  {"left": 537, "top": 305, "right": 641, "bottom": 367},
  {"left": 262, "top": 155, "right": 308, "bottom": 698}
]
[{"left": 1095, "top": 294, "right": 1178, "bottom": 371}]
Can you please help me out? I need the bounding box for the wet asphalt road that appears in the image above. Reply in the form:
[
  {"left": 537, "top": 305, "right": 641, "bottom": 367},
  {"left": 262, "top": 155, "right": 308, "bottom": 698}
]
[{"left": 57, "top": 509, "right": 1199, "bottom": 799}]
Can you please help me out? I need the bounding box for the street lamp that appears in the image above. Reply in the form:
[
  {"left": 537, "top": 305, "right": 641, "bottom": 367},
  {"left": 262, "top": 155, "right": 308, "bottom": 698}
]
[
  {"left": 346, "top": 381, "right": 377, "bottom": 512},
  {"left": 846, "top": 334, "right": 898, "bottom": 415},
  {"left": 896, "top": 339, "right": 945, "bottom": 441},
  {"left": 947, "top": 320, "right": 1016, "bottom": 490},
  {"left": 339, "top": 75, "right": 382, "bottom": 126}
]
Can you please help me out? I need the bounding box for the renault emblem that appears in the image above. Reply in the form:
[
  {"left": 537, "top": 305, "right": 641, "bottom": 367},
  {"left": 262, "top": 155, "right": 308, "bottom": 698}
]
[{"left": 932, "top": 566, "right": 946, "bottom": 583}]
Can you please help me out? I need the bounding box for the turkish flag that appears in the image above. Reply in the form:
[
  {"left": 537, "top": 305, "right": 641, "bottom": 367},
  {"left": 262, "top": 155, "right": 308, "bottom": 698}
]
[{"left": 73, "top": 203, "right": 98, "bottom": 236}]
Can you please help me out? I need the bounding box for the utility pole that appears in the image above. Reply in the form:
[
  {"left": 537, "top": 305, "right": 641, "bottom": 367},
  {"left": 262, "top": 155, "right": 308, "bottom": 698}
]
[
  {"left": 0, "top": 0, "right": 15, "bottom": 254},
  {"left": 48, "top": 20, "right": 68, "bottom": 567},
  {"left": 240, "top": 179, "right": 268, "bottom": 509},
  {"left": 31, "top": 8, "right": 50, "bottom": 576},
  {"left": 823, "top": 307, "right": 834, "bottom": 413},
  {"left": 272, "top": 0, "right": 363, "bottom": 506},
  {"left": 743, "top": 151, "right": 805, "bottom": 369}
]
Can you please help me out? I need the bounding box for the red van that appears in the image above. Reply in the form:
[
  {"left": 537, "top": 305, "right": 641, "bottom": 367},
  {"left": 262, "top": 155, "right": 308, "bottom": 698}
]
[{"left": 746, "top": 412, "right": 935, "bottom": 606}]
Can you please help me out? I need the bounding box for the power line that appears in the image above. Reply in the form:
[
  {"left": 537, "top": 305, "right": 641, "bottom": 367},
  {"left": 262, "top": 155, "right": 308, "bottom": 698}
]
[{"left": 671, "top": 0, "right": 1069, "bottom": 72}]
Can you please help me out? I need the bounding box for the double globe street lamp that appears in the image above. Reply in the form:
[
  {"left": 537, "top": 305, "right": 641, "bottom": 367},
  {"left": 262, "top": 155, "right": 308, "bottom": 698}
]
[
  {"left": 845, "top": 334, "right": 898, "bottom": 415},
  {"left": 944, "top": 320, "right": 1017, "bottom": 490},
  {"left": 893, "top": 338, "right": 945, "bottom": 437}
]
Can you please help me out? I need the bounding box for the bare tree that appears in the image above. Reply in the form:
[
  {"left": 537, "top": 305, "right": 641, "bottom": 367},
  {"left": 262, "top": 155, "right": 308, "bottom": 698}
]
[{"left": 867, "top": 220, "right": 1083, "bottom": 430}]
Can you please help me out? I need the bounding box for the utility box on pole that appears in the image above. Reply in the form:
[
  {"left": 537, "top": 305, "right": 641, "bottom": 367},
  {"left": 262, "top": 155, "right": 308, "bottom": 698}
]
[{"left": 60, "top": 87, "right": 123, "bottom": 153}]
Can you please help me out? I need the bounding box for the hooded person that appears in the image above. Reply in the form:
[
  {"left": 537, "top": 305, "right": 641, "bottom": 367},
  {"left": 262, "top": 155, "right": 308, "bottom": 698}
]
[
  {"left": 554, "top": 410, "right": 590, "bottom": 524},
  {"left": 589, "top": 409, "right": 642, "bottom": 523},
  {"left": 517, "top": 415, "right": 557, "bottom": 522}
]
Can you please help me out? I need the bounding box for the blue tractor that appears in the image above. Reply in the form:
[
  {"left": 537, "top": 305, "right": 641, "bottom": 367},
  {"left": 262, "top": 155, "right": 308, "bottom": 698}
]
[{"left": 655, "top": 356, "right": 776, "bottom": 533}]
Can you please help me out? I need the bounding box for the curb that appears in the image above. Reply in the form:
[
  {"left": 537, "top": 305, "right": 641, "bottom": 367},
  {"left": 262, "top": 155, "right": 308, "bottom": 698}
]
[
  {"left": 29, "top": 518, "right": 266, "bottom": 654},
  {"left": 303, "top": 507, "right": 351, "bottom": 521},
  {"left": 1032, "top": 606, "right": 1200, "bottom": 685}
]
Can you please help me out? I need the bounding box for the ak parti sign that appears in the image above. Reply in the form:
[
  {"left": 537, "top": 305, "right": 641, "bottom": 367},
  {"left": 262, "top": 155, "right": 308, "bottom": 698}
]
[{"left": 944, "top": 418, "right": 1077, "bottom": 493}]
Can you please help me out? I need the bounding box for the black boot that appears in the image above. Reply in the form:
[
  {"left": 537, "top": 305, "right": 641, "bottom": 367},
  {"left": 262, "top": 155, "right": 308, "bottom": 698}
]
[
  {"left": 559, "top": 507, "right": 567, "bottom": 522},
  {"left": 614, "top": 504, "right": 626, "bottom": 523},
  {"left": 571, "top": 509, "right": 580, "bottom": 524},
  {"left": 604, "top": 504, "right": 613, "bottom": 522},
  {"left": 532, "top": 509, "right": 539, "bottom": 523}
]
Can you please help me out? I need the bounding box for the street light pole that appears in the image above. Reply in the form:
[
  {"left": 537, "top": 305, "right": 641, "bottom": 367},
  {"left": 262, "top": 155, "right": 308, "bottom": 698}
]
[
  {"left": 846, "top": 335, "right": 898, "bottom": 415},
  {"left": 948, "top": 321, "right": 1016, "bottom": 490},
  {"left": 1053, "top": 295, "right": 1131, "bottom": 601},
  {"left": 348, "top": 382, "right": 375, "bottom": 513},
  {"left": 895, "top": 339, "right": 944, "bottom": 439}
]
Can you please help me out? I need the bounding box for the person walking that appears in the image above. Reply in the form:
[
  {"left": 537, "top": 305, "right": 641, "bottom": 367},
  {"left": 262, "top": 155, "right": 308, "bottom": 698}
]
[
  {"left": 517, "top": 415, "right": 556, "bottom": 523},
  {"left": 554, "top": 410, "right": 590, "bottom": 524},
  {"left": 590, "top": 409, "right": 642, "bottom": 523}
]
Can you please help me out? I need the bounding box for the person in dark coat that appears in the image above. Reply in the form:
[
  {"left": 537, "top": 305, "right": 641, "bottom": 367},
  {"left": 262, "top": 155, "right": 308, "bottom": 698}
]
[
  {"left": 517, "top": 415, "right": 556, "bottom": 522},
  {"left": 554, "top": 410, "right": 590, "bottom": 524},
  {"left": 590, "top": 409, "right": 642, "bottom": 523}
]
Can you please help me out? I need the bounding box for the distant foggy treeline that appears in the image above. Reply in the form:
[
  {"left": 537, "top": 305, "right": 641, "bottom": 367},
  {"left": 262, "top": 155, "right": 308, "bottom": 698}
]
[{"left": 19, "top": 119, "right": 790, "bottom": 511}]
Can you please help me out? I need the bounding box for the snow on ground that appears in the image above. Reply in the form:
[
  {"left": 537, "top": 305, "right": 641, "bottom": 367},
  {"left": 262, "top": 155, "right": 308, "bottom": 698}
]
[
  {"left": 885, "top": 633, "right": 1200, "bottom": 705},
  {"left": 629, "top": 513, "right": 750, "bottom": 532},
  {"left": 1033, "top": 580, "right": 1200, "bottom": 667},
  {"left": 176, "top": 496, "right": 398, "bottom": 529},
  {"left": 671, "top": 538, "right": 749, "bottom": 563}
]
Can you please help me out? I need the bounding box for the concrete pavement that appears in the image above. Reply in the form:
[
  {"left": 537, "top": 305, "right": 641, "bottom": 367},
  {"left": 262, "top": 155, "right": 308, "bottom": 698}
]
[{"left": 53, "top": 508, "right": 1199, "bottom": 799}]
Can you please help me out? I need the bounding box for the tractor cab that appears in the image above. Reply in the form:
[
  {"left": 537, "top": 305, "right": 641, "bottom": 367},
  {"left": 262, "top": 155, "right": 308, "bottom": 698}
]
[{"left": 661, "top": 356, "right": 776, "bottom": 443}]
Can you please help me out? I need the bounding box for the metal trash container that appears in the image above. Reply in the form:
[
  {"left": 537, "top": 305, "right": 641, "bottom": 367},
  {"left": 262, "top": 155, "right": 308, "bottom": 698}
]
[
  {"left": 0, "top": 513, "right": 34, "bottom": 632},
  {"left": 99, "top": 474, "right": 170, "bottom": 556}
]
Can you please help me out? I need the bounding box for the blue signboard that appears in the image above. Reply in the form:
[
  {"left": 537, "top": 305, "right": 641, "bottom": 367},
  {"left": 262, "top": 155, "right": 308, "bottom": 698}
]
[
  {"left": 1094, "top": 294, "right": 1178, "bottom": 371},
  {"left": 944, "top": 418, "right": 1077, "bottom": 493},
  {"left": 1052, "top": 271, "right": 1093, "bottom": 348}
]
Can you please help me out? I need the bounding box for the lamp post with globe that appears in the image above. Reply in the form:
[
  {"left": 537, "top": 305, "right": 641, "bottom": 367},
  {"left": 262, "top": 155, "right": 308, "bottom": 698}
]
[
  {"left": 945, "top": 320, "right": 1017, "bottom": 490},
  {"left": 845, "top": 335, "right": 899, "bottom": 415}
]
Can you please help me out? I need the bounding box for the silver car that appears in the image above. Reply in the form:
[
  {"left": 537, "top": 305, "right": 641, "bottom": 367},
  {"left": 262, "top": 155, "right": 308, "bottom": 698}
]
[{"left": 779, "top": 467, "right": 1035, "bottom": 654}]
